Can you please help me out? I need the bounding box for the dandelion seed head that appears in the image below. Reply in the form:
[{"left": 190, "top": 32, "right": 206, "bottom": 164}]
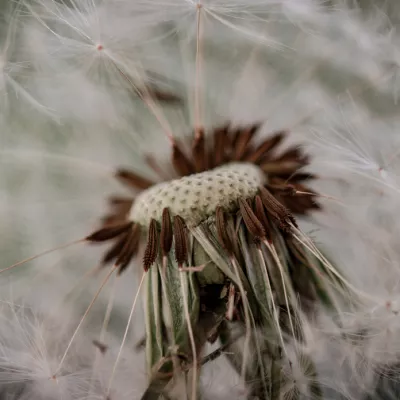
[
  {"left": 131, "top": 162, "right": 265, "bottom": 226},
  {"left": 4, "top": 0, "right": 400, "bottom": 397}
]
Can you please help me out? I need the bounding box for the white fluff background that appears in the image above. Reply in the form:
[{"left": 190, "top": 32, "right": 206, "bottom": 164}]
[{"left": 0, "top": 0, "right": 400, "bottom": 399}]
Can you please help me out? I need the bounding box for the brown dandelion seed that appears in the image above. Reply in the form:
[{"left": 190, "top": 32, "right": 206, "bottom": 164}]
[
  {"left": 216, "top": 206, "right": 233, "bottom": 255},
  {"left": 86, "top": 221, "right": 133, "bottom": 242},
  {"left": 172, "top": 142, "right": 195, "bottom": 177},
  {"left": 244, "top": 130, "right": 286, "bottom": 164},
  {"left": 280, "top": 172, "right": 317, "bottom": 183},
  {"left": 160, "top": 208, "right": 173, "bottom": 256},
  {"left": 238, "top": 198, "right": 265, "bottom": 239},
  {"left": 101, "top": 196, "right": 134, "bottom": 226},
  {"left": 266, "top": 183, "right": 297, "bottom": 197},
  {"left": 261, "top": 145, "right": 309, "bottom": 176},
  {"left": 192, "top": 127, "right": 207, "bottom": 173},
  {"left": 102, "top": 231, "right": 129, "bottom": 266},
  {"left": 259, "top": 186, "right": 297, "bottom": 232},
  {"left": 233, "top": 124, "right": 260, "bottom": 161},
  {"left": 261, "top": 160, "right": 301, "bottom": 175},
  {"left": 254, "top": 195, "right": 273, "bottom": 243},
  {"left": 143, "top": 87, "right": 182, "bottom": 104},
  {"left": 115, "top": 169, "right": 154, "bottom": 191},
  {"left": 143, "top": 219, "right": 159, "bottom": 271},
  {"left": 276, "top": 145, "right": 309, "bottom": 165},
  {"left": 92, "top": 339, "right": 108, "bottom": 355},
  {"left": 109, "top": 196, "right": 134, "bottom": 207},
  {"left": 173, "top": 215, "right": 188, "bottom": 266},
  {"left": 116, "top": 224, "right": 141, "bottom": 274},
  {"left": 212, "top": 125, "right": 230, "bottom": 167}
]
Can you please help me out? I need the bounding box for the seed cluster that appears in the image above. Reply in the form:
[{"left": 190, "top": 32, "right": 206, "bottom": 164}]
[{"left": 86, "top": 124, "right": 319, "bottom": 274}]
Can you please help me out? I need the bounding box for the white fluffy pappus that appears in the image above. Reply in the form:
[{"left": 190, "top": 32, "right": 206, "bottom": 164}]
[{"left": 0, "top": 302, "right": 100, "bottom": 399}]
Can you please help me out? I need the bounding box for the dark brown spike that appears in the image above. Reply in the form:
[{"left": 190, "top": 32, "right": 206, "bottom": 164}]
[
  {"left": 109, "top": 196, "right": 134, "bottom": 207},
  {"left": 173, "top": 215, "right": 188, "bottom": 266},
  {"left": 143, "top": 219, "right": 158, "bottom": 271},
  {"left": 172, "top": 142, "right": 195, "bottom": 177},
  {"left": 160, "top": 208, "right": 173, "bottom": 256},
  {"left": 280, "top": 195, "right": 321, "bottom": 216},
  {"left": 265, "top": 183, "right": 297, "bottom": 197},
  {"left": 260, "top": 160, "right": 304, "bottom": 175},
  {"left": 254, "top": 195, "right": 273, "bottom": 243},
  {"left": 102, "top": 196, "right": 134, "bottom": 225},
  {"left": 92, "top": 339, "right": 108, "bottom": 355},
  {"left": 244, "top": 131, "right": 286, "bottom": 164},
  {"left": 278, "top": 184, "right": 321, "bottom": 215},
  {"left": 216, "top": 207, "right": 233, "bottom": 254},
  {"left": 115, "top": 228, "right": 136, "bottom": 269},
  {"left": 192, "top": 128, "right": 207, "bottom": 173},
  {"left": 275, "top": 146, "right": 309, "bottom": 164},
  {"left": 213, "top": 125, "right": 230, "bottom": 167},
  {"left": 233, "top": 125, "right": 260, "bottom": 161},
  {"left": 115, "top": 169, "right": 154, "bottom": 191},
  {"left": 230, "top": 128, "right": 242, "bottom": 149},
  {"left": 86, "top": 221, "right": 133, "bottom": 242},
  {"left": 259, "top": 186, "right": 298, "bottom": 232},
  {"left": 100, "top": 215, "right": 122, "bottom": 227},
  {"left": 142, "top": 87, "right": 182, "bottom": 104},
  {"left": 273, "top": 173, "right": 317, "bottom": 183},
  {"left": 238, "top": 198, "right": 266, "bottom": 239},
  {"left": 116, "top": 224, "right": 142, "bottom": 274},
  {"left": 102, "top": 232, "right": 129, "bottom": 265}
]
